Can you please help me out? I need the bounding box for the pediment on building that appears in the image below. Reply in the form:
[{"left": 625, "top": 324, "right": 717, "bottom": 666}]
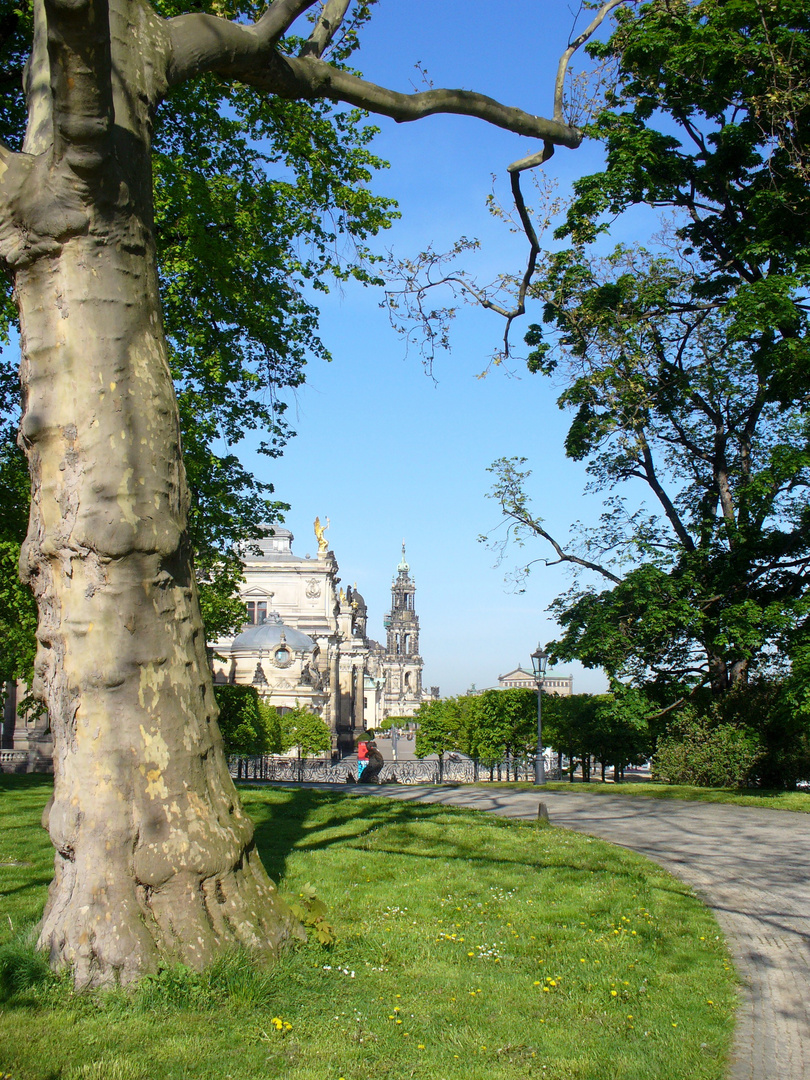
[{"left": 498, "top": 667, "right": 534, "bottom": 682}]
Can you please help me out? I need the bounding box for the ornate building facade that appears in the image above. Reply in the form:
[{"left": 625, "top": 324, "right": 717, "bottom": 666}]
[{"left": 211, "top": 525, "right": 437, "bottom": 755}]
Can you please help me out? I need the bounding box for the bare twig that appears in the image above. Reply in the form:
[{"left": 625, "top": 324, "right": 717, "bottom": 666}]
[{"left": 553, "top": 0, "right": 626, "bottom": 123}]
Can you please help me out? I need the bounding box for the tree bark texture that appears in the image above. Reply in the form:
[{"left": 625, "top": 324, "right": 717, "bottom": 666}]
[{"left": 3, "top": 0, "right": 299, "bottom": 987}]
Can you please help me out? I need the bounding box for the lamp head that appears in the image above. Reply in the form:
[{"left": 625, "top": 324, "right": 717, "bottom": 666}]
[{"left": 530, "top": 644, "right": 549, "bottom": 680}]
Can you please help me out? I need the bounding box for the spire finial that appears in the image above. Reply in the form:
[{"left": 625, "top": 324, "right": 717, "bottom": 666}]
[{"left": 397, "top": 541, "right": 409, "bottom": 574}]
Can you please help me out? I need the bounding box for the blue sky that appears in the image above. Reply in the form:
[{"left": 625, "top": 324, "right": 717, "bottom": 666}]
[{"left": 245, "top": 1, "right": 625, "bottom": 697}]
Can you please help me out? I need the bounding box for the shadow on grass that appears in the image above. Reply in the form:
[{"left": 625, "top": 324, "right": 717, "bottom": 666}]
[
  {"left": 241, "top": 786, "right": 693, "bottom": 903},
  {"left": 0, "top": 774, "right": 54, "bottom": 796}
]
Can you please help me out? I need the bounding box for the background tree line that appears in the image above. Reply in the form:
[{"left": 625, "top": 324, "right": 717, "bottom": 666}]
[
  {"left": 414, "top": 689, "right": 649, "bottom": 782},
  {"left": 415, "top": 679, "right": 809, "bottom": 789}
]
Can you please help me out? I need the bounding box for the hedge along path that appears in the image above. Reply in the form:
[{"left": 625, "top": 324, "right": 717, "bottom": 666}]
[{"left": 360, "top": 783, "right": 810, "bottom": 1080}]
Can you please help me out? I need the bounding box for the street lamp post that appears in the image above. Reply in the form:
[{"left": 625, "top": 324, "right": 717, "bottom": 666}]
[{"left": 531, "top": 644, "right": 548, "bottom": 787}]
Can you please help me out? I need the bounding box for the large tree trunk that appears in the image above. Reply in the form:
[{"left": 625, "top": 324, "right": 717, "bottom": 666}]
[
  {"left": 4, "top": 0, "right": 299, "bottom": 988},
  {"left": 707, "top": 648, "right": 749, "bottom": 695}
]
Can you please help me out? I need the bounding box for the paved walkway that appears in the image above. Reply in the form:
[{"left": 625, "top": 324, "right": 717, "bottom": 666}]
[{"left": 357, "top": 784, "right": 810, "bottom": 1080}]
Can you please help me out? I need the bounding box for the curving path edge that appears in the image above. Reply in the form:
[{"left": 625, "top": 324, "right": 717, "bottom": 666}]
[{"left": 355, "top": 784, "right": 810, "bottom": 1080}]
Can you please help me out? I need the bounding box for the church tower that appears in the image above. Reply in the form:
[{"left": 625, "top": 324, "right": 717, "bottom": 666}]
[{"left": 382, "top": 543, "right": 424, "bottom": 717}]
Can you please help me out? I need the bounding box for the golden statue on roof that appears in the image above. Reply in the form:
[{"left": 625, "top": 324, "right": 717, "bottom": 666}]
[{"left": 314, "top": 515, "right": 330, "bottom": 555}]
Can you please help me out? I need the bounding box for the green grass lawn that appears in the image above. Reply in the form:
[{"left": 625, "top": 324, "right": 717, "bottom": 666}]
[
  {"left": 500, "top": 779, "right": 810, "bottom": 812},
  {"left": 0, "top": 776, "right": 737, "bottom": 1080}
]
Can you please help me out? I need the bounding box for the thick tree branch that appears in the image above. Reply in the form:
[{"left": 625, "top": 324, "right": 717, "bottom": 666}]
[
  {"left": 275, "top": 57, "right": 583, "bottom": 143},
  {"left": 166, "top": 18, "right": 582, "bottom": 147},
  {"left": 260, "top": 0, "right": 321, "bottom": 35},
  {"left": 168, "top": 0, "right": 319, "bottom": 85},
  {"left": 637, "top": 440, "right": 696, "bottom": 552}
]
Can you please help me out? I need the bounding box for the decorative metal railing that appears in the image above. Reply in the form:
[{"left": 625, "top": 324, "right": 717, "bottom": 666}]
[{"left": 228, "top": 756, "right": 562, "bottom": 785}]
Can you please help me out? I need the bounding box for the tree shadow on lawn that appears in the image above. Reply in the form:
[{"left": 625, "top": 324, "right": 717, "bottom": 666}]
[
  {"left": 243, "top": 786, "right": 693, "bottom": 904},
  {"left": 0, "top": 774, "right": 54, "bottom": 797}
]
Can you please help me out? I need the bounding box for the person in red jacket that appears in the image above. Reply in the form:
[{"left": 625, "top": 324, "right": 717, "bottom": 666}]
[{"left": 357, "top": 737, "right": 369, "bottom": 780}]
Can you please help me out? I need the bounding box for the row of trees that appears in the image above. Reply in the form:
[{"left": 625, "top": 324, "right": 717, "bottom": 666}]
[
  {"left": 416, "top": 680, "right": 810, "bottom": 789},
  {"left": 414, "top": 689, "right": 649, "bottom": 781}
]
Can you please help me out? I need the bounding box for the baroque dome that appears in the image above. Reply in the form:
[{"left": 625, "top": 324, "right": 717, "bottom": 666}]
[{"left": 230, "top": 612, "right": 316, "bottom": 654}]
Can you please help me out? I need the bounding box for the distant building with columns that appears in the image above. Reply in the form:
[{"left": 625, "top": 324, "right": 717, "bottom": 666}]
[{"left": 497, "top": 667, "right": 573, "bottom": 696}]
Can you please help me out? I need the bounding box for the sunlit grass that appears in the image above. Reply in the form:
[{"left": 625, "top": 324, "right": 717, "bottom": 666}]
[{"left": 0, "top": 776, "right": 737, "bottom": 1079}]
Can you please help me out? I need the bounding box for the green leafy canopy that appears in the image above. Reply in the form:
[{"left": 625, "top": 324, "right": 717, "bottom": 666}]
[{"left": 491, "top": 0, "right": 810, "bottom": 708}]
